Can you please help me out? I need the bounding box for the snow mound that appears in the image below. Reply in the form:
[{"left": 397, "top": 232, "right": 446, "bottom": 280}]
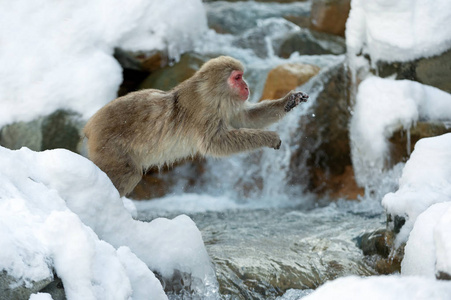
[
  {"left": 346, "top": 0, "right": 451, "bottom": 65},
  {"left": 0, "top": 146, "right": 217, "bottom": 299},
  {"left": 350, "top": 77, "right": 451, "bottom": 187},
  {"left": 0, "top": 0, "right": 208, "bottom": 127}
]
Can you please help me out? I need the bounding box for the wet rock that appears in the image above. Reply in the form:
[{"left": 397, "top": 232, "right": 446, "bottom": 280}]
[
  {"left": 39, "top": 276, "right": 66, "bottom": 300},
  {"left": 129, "top": 157, "right": 206, "bottom": 200},
  {"left": 0, "top": 119, "right": 42, "bottom": 151},
  {"left": 205, "top": 1, "right": 310, "bottom": 35},
  {"left": 278, "top": 28, "right": 346, "bottom": 58},
  {"left": 358, "top": 229, "right": 403, "bottom": 275},
  {"left": 289, "top": 62, "right": 364, "bottom": 200},
  {"left": 437, "top": 272, "right": 451, "bottom": 281},
  {"left": 389, "top": 121, "right": 451, "bottom": 166},
  {"left": 0, "top": 271, "right": 53, "bottom": 300},
  {"left": 114, "top": 49, "right": 170, "bottom": 97},
  {"left": 310, "top": 0, "right": 351, "bottom": 37},
  {"left": 260, "top": 63, "right": 320, "bottom": 101},
  {"left": 233, "top": 19, "right": 300, "bottom": 58},
  {"left": 416, "top": 49, "right": 451, "bottom": 93},
  {"left": 192, "top": 208, "right": 380, "bottom": 299},
  {"left": 376, "top": 49, "right": 451, "bottom": 93},
  {"left": 0, "top": 110, "right": 84, "bottom": 154},
  {"left": 41, "top": 110, "right": 83, "bottom": 152},
  {"left": 139, "top": 53, "right": 209, "bottom": 91}
]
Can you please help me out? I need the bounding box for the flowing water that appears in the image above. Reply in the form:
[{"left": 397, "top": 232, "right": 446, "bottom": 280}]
[{"left": 136, "top": 1, "right": 395, "bottom": 299}]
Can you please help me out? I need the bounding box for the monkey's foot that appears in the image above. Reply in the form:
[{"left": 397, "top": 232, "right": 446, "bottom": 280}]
[{"left": 284, "top": 91, "right": 309, "bottom": 112}]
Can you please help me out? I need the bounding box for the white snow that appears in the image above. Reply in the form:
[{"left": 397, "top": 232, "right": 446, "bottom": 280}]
[
  {"left": 29, "top": 294, "right": 53, "bottom": 300},
  {"left": 382, "top": 134, "right": 451, "bottom": 244},
  {"left": 0, "top": 146, "right": 217, "bottom": 299},
  {"left": 401, "top": 202, "right": 451, "bottom": 277},
  {"left": 302, "top": 275, "right": 451, "bottom": 300},
  {"left": 350, "top": 77, "right": 451, "bottom": 187},
  {"left": 0, "top": 0, "right": 207, "bottom": 127},
  {"left": 346, "top": 0, "right": 451, "bottom": 65}
]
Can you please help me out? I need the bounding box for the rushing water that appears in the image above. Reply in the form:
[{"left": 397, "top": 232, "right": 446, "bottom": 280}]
[{"left": 136, "top": 1, "right": 395, "bottom": 299}]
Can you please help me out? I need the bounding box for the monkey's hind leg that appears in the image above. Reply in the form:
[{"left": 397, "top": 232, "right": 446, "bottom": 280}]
[{"left": 91, "top": 149, "right": 143, "bottom": 197}]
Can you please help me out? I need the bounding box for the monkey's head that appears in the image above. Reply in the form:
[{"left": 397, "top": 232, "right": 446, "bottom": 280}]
[{"left": 198, "top": 56, "right": 250, "bottom": 102}]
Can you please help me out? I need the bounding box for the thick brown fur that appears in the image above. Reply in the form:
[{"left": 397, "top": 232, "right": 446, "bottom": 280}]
[{"left": 84, "top": 56, "right": 308, "bottom": 196}]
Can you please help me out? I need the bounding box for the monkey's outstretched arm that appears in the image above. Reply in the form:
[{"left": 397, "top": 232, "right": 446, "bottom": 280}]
[
  {"left": 204, "top": 128, "right": 281, "bottom": 156},
  {"left": 235, "top": 91, "right": 308, "bottom": 129}
]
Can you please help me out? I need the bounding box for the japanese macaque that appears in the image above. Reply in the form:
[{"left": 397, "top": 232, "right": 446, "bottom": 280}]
[{"left": 84, "top": 56, "right": 308, "bottom": 196}]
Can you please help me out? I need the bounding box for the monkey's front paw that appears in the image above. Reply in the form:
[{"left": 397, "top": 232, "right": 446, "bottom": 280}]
[
  {"left": 284, "top": 91, "right": 309, "bottom": 112},
  {"left": 267, "top": 132, "right": 281, "bottom": 150}
]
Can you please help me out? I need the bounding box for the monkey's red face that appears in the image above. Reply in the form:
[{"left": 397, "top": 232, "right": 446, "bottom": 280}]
[{"left": 228, "top": 70, "right": 249, "bottom": 101}]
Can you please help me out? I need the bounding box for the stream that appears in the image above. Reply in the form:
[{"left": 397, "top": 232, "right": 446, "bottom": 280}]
[{"left": 136, "top": 1, "right": 393, "bottom": 299}]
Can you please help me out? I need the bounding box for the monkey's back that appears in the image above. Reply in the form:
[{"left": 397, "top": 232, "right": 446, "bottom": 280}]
[{"left": 84, "top": 89, "right": 199, "bottom": 170}]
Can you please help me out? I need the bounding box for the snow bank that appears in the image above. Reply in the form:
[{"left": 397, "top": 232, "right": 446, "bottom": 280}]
[
  {"left": 0, "top": 146, "right": 217, "bottom": 299},
  {"left": 302, "top": 275, "right": 451, "bottom": 300},
  {"left": 401, "top": 202, "right": 451, "bottom": 277},
  {"left": 350, "top": 77, "right": 451, "bottom": 187},
  {"left": 0, "top": 0, "right": 207, "bottom": 127},
  {"left": 382, "top": 134, "right": 451, "bottom": 242},
  {"left": 346, "top": 0, "right": 451, "bottom": 65}
]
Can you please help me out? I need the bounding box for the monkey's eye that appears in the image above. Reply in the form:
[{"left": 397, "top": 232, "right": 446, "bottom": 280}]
[{"left": 235, "top": 74, "right": 242, "bottom": 81}]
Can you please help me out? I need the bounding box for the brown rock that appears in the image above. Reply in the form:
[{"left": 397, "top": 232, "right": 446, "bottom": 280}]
[
  {"left": 310, "top": 0, "right": 351, "bottom": 37},
  {"left": 313, "top": 165, "right": 364, "bottom": 200},
  {"left": 129, "top": 157, "right": 207, "bottom": 200},
  {"left": 260, "top": 63, "right": 320, "bottom": 101},
  {"left": 389, "top": 122, "right": 451, "bottom": 166},
  {"left": 359, "top": 229, "right": 403, "bottom": 275},
  {"left": 139, "top": 52, "right": 209, "bottom": 91},
  {"left": 376, "top": 49, "right": 451, "bottom": 94},
  {"left": 289, "top": 63, "right": 360, "bottom": 200}
]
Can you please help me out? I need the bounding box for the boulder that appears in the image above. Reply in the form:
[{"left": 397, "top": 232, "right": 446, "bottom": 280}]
[
  {"left": 139, "top": 53, "right": 209, "bottom": 91},
  {"left": 389, "top": 122, "right": 451, "bottom": 166},
  {"left": 310, "top": 0, "right": 351, "bottom": 37},
  {"left": 260, "top": 63, "right": 320, "bottom": 101},
  {"left": 278, "top": 29, "right": 346, "bottom": 58},
  {"left": 289, "top": 63, "right": 364, "bottom": 200},
  {"left": 377, "top": 49, "right": 451, "bottom": 93},
  {"left": 0, "top": 110, "right": 84, "bottom": 154},
  {"left": 129, "top": 156, "right": 207, "bottom": 201}
]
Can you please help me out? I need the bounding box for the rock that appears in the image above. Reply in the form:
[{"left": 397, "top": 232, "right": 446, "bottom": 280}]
[
  {"left": 233, "top": 19, "right": 300, "bottom": 58},
  {"left": 310, "top": 0, "right": 351, "bottom": 37},
  {"left": 0, "top": 271, "right": 53, "bottom": 300},
  {"left": 0, "top": 120, "right": 42, "bottom": 151},
  {"left": 0, "top": 110, "right": 84, "bottom": 154},
  {"left": 389, "top": 122, "right": 451, "bottom": 166},
  {"left": 139, "top": 53, "right": 209, "bottom": 91},
  {"left": 358, "top": 229, "right": 403, "bottom": 275},
  {"left": 41, "top": 110, "right": 83, "bottom": 152},
  {"left": 416, "top": 49, "right": 451, "bottom": 93},
  {"left": 129, "top": 158, "right": 206, "bottom": 200},
  {"left": 437, "top": 272, "right": 451, "bottom": 281},
  {"left": 278, "top": 29, "right": 346, "bottom": 58},
  {"left": 114, "top": 49, "right": 170, "bottom": 97},
  {"left": 205, "top": 1, "right": 310, "bottom": 35},
  {"left": 260, "top": 63, "right": 320, "bottom": 101},
  {"left": 129, "top": 172, "right": 169, "bottom": 200},
  {"left": 377, "top": 48, "right": 451, "bottom": 93},
  {"left": 289, "top": 63, "right": 364, "bottom": 200}
]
